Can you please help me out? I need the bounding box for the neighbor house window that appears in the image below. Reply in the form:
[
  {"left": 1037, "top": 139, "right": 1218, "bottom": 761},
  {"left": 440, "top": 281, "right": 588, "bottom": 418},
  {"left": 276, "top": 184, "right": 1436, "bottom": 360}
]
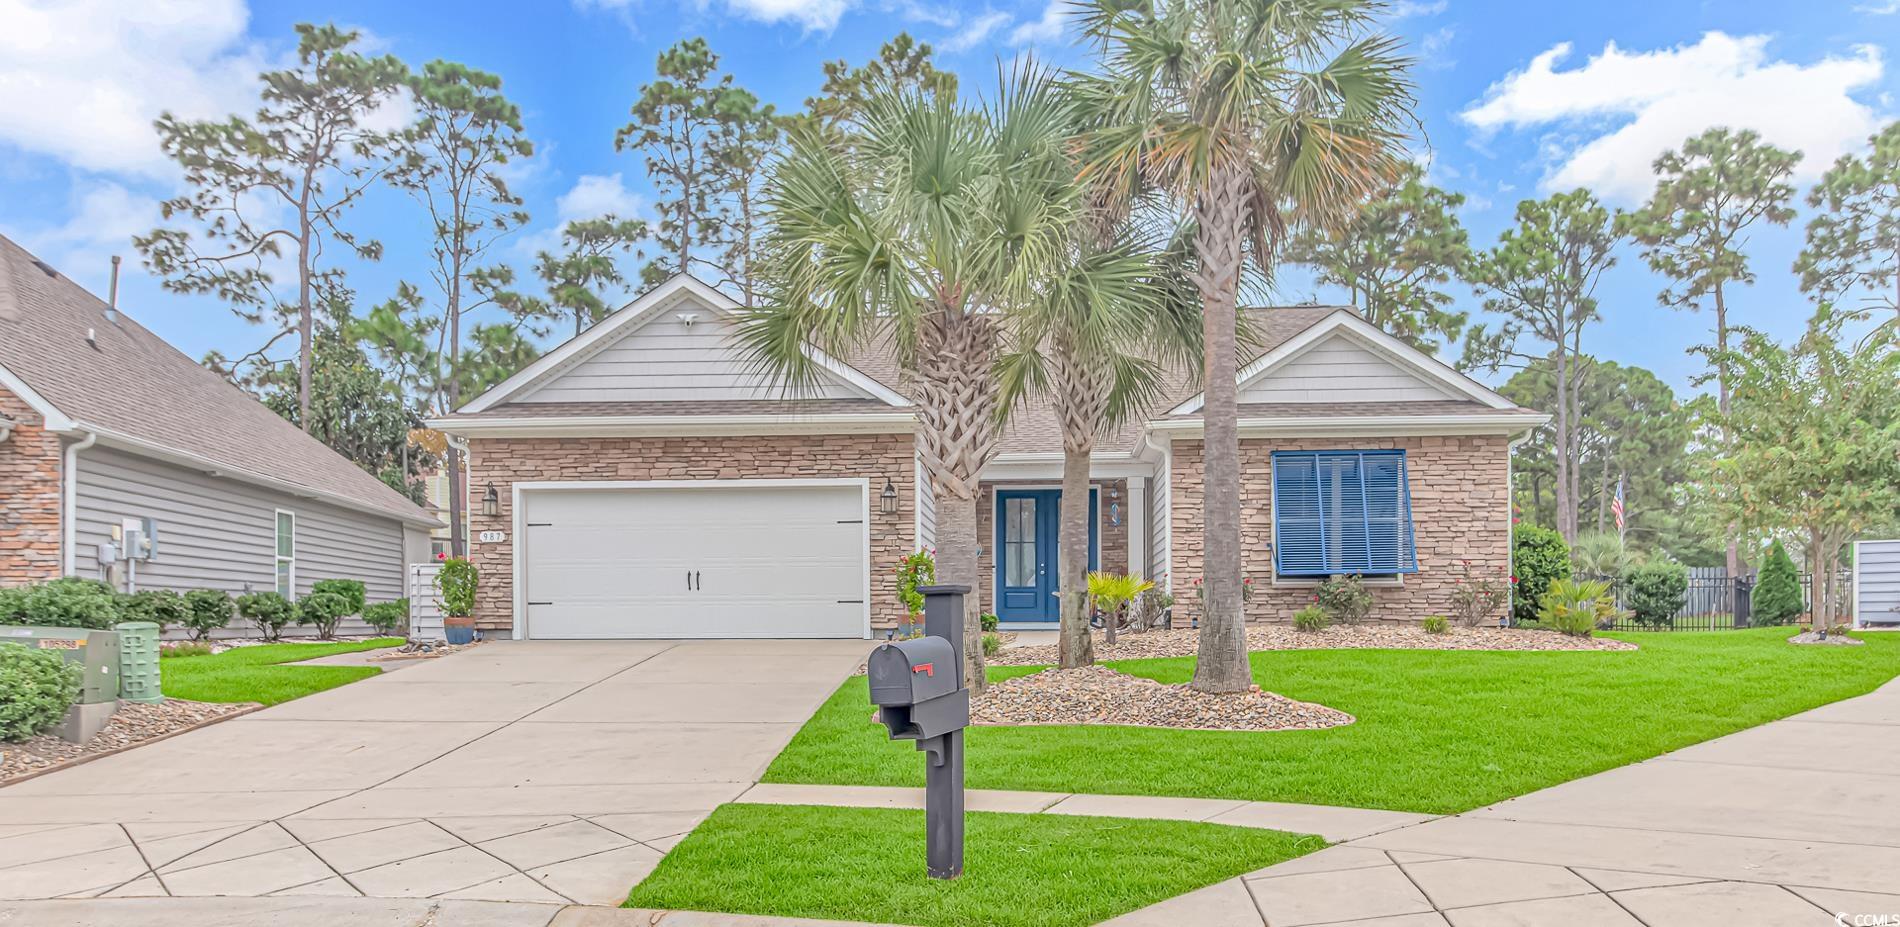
[
  {"left": 1271, "top": 450, "right": 1417, "bottom": 577},
  {"left": 275, "top": 510, "right": 296, "bottom": 597}
]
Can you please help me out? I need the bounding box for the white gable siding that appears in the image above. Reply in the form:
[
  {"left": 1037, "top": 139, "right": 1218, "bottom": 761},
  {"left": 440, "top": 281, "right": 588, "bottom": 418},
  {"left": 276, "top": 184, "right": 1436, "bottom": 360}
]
[
  {"left": 1236, "top": 333, "right": 1460, "bottom": 405},
  {"left": 518, "top": 312, "right": 869, "bottom": 404},
  {"left": 1147, "top": 456, "right": 1171, "bottom": 589}
]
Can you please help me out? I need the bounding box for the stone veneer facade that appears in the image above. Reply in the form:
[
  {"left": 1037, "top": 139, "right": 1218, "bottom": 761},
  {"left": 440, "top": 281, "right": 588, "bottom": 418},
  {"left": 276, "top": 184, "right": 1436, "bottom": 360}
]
[
  {"left": 464, "top": 432, "right": 916, "bottom": 634},
  {"left": 1168, "top": 434, "right": 1511, "bottom": 623},
  {"left": 974, "top": 478, "right": 1130, "bottom": 617},
  {"left": 0, "top": 385, "right": 63, "bottom": 585}
]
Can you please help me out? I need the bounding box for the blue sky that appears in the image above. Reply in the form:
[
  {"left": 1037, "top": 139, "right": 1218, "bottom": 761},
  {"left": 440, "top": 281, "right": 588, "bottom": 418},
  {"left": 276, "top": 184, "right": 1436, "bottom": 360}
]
[{"left": 1, "top": 0, "right": 1895, "bottom": 398}]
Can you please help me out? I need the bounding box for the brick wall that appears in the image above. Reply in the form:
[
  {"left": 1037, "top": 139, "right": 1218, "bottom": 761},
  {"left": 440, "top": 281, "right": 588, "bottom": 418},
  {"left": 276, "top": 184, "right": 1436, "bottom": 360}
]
[
  {"left": 1169, "top": 434, "right": 1511, "bottom": 623},
  {"left": 974, "top": 478, "right": 1130, "bottom": 616},
  {"left": 465, "top": 432, "right": 915, "bottom": 633},
  {"left": 0, "top": 386, "right": 62, "bottom": 585}
]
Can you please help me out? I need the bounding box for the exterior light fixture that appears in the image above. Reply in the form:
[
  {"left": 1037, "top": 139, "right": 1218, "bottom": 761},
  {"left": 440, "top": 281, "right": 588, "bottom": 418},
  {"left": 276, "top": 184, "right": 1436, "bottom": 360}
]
[
  {"left": 880, "top": 479, "right": 899, "bottom": 515},
  {"left": 481, "top": 483, "right": 500, "bottom": 518}
]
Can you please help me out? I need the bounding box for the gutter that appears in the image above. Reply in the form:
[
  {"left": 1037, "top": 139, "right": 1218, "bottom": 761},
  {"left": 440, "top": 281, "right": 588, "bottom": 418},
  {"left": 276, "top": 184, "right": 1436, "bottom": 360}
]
[
  {"left": 1144, "top": 412, "right": 1551, "bottom": 437},
  {"left": 61, "top": 430, "right": 97, "bottom": 575}
]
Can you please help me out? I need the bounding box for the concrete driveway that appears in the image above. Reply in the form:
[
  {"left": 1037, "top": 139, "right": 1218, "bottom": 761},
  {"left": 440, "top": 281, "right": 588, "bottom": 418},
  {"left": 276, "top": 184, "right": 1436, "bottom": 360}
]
[{"left": 0, "top": 639, "right": 872, "bottom": 908}]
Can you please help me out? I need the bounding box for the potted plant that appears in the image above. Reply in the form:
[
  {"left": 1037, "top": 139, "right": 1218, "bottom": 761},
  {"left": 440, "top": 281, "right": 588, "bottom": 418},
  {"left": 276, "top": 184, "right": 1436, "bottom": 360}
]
[{"left": 434, "top": 554, "right": 479, "bottom": 645}]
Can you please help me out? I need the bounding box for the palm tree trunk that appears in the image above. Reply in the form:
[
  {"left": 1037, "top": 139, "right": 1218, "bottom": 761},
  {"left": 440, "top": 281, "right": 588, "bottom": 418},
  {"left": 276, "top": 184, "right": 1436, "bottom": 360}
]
[
  {"left": 1189, "top": 162, "right": 1252, "bottom": 694},
  {"left": 934, "top": 486, "right": 984, "bottom": 683},
  {"left": 1059, "top": 445, "right": 1095, "bottom": 667}
]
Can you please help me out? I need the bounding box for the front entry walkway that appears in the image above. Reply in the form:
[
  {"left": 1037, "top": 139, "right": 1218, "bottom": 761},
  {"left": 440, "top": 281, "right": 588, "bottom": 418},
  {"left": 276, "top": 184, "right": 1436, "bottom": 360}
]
[{"left": 0, "top": 639, "right": 873, "bottom": 911}]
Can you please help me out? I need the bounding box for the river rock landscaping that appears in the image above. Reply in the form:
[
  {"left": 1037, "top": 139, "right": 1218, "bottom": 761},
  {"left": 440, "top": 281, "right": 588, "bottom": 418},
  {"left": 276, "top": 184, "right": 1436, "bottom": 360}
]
[
  {"left": 971, "top": 665, "right": 1353, "bottom": 732},
  {"left": 990, "top": 624, "right": 1634, "bottom": 665},
  {"left": 0, "top": 699, "right": 254, "bottom": 784}
]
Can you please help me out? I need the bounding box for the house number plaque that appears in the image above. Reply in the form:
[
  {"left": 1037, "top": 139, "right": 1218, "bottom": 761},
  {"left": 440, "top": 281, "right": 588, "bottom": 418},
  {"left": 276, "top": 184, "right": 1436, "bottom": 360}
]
[{"left": 477, "top": 530, "right": 507, "bottom": 544}]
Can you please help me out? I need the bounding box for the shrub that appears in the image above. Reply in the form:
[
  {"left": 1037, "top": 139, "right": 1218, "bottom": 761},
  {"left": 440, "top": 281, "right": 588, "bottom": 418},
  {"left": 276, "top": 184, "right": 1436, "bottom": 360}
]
[
  {"left": 297, "top": 591, "right": 351, "bottom": 640},
  {"left": 1449, "top": 560, "right": 1509, "bottom": 627},
  {"left": 981, "top": 632, "right": 1002, "bottom": 657},
  {"left": 1571, "top": 530, "right": 1638, "bottom": 577},
  {"left": 434, "top": 558, "right": 479, "bottom": 617},
  {"left": 362, "top": 600, "right": 409, "bottom": 636},
  {"left": 894, "top": 550, "right": 935, "bottom": 621},
  {"left": 1537, "top": 578, "right": 1620, "bottom": 637},
  {"left": 1, "top": 578, "right": 126, "bottom": 630},
  {"left": 1130, "top": 589, "right": 1173, "bottom": 631},
  {"left": 311, "top": 579, "right": 367, "bottom": 617},
  {"left": 0, "top": 586, "right": 26, "bottom": 623},
  {"left": 1512, "top": 524, "right": 1571, "bottom": 625},
  {"left": 235, "top": 592, "right": 298, "bottom": 641},
  {"left": 979, "top": 613, "right": 999, "bottom": 632},
  {"left": 123, "top": 589, "right": 190, "bottom": 633},
  {"left": 1314, "top": 574, "right": 1373, "bottom": 625},
  {"left": 0, "top": 643, "right": 81, "bottom": 741},
  {"left": 1292, "top": 605, "right": 1330, "bottom": 632},
  {"left": 1753, "top": 540, "right": 1803, "bottom": 626},
  {"left": 180, "top": 589, "right": 234, "bottom": 641},
  {"left": 1086, "top": 572, "right": 1155, "bottom": 642},
  {"left": 160, "top": 641, "right": 213, "bottom": 658},
  {"left": 1422, "top": 615, "right": 1450, "bottom": 635},
  {"left": 1625, "top": 559, "right": 1688, "bottom": 628}
]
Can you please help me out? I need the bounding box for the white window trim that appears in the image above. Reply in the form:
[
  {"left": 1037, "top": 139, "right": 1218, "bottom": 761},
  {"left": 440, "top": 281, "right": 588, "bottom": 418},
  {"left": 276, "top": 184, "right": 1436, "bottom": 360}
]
[{"left": 274, "top": 508, "right": 296, "bottom": 598}]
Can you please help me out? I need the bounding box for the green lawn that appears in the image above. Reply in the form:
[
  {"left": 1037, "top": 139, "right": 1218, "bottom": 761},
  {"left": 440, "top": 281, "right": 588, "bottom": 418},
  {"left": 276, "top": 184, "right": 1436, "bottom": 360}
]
[
  {"left": 161, "top": 638, "right": 403, "bottom": 705},
  {"left": 625, "top": 803, "right": 1321, "bottom": 927},
  {"left": 764, "top": 628, "right": 1900, "bottom": 814}
]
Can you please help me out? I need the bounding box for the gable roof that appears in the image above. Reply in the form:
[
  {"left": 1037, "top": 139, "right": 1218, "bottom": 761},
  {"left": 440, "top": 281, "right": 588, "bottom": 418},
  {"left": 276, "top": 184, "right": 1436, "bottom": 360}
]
[
  {"left": 0, "top": 236, "right": 438, "bottom": 528},
  {"left": 456, "top": 275, "right": 909, "bottom": 415}
]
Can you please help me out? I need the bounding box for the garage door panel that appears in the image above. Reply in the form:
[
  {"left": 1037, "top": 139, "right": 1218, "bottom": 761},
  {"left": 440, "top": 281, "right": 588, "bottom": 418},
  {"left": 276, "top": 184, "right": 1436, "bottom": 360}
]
[{"left": 522, "top": 484, "right": 867, "bottom": 639}]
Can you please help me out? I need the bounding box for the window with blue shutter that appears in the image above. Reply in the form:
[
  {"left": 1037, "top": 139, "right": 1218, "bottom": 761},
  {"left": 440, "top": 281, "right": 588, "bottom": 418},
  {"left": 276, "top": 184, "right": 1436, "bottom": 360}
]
[{"left": 1271, "top": 450, "right": 1417, "bottom": 576}]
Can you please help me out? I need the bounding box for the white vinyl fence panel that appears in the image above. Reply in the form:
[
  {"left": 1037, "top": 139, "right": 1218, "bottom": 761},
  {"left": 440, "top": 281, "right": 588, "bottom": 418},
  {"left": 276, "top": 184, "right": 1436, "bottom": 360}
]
[
  {"left": 1855, "top": 540, "right": 1900, "bottom": 628},
  {"left": 408, "top": 563, "right": 445, "bottom": 640}
]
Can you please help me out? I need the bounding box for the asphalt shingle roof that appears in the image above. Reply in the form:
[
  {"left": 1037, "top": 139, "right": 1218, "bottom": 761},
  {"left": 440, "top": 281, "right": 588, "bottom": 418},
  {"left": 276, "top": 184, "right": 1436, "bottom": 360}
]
[{"left": 0, "top": 236, "right": 437, "bottom": 527}]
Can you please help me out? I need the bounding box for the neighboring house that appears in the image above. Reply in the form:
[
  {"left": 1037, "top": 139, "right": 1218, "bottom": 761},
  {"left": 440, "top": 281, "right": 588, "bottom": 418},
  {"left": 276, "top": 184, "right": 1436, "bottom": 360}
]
[
  {"left": 430, "top": 274, "right": 1548, "bottom": 640},
  {"left": 0, "top": 236, "right": 440, "bottom": 633}
]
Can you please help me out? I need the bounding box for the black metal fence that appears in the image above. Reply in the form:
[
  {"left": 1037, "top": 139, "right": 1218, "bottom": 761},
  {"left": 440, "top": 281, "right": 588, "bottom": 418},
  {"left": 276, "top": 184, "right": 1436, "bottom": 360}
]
[{"left": 1572, "top": 569, "right": 1853, "bottom": 631}]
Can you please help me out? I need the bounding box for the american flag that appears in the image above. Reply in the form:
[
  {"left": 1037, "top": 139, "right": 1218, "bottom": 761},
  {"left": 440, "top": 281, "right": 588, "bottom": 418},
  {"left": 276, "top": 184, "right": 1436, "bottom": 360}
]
[{"left": 1611, "top": 478, "right": 1626, "bottom": 533}]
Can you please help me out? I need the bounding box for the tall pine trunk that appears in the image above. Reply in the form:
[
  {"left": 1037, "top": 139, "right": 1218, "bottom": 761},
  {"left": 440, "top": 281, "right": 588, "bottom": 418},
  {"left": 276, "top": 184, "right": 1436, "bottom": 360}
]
[
  {"left": 1714, "top": 286, "right": 1741, "bottom": 578},
  {"left": 1058, "top": 444, "right": 1095, "bottom": 667},
  {"left": 1189, "top": 163, "right": 1252, "bottom": 694}
]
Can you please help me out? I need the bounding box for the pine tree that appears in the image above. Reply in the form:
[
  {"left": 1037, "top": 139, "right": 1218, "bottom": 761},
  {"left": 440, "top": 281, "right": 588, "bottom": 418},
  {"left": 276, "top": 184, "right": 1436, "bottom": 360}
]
[{"left": 1752, "top": 540, "right": 1802, "bottom": 626}]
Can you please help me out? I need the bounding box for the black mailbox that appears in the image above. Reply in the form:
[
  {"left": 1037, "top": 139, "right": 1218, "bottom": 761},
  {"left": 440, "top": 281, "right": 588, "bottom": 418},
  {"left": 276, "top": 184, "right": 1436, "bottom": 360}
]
[{"left": 867, "top": 637, "right": 959, "bottom": 707}]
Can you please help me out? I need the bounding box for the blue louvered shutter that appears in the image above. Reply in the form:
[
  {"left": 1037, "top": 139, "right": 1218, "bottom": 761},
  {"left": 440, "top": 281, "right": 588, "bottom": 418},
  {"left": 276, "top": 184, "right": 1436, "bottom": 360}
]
[
  {"left": 1272, "top": 450, "right": 1417, "bottom": 576},
  {"left": 1272, "top": 453, "right": 1325, "bottom": 575}
]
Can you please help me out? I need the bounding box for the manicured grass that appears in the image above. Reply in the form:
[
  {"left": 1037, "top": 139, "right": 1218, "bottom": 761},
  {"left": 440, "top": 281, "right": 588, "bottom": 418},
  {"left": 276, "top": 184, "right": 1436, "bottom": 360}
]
[
  {"left": 764, "top": 629, "right": 1900, "bottom": 814},
  {"left": 625, "top": 803, "right": 1322, "bottom": 927},
  {"left": 161, "top": 638, "right": 403, "bottom": 705}
]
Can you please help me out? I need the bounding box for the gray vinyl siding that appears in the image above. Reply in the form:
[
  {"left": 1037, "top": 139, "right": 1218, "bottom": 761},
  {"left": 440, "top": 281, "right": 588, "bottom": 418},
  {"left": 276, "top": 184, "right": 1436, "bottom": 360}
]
[
  {"left": 1237, "top": 334, "right": 1457, "bottom": 404},
  {"left": 73, "top": 446, "right": 407, "bottom": 636},
  {"left": 915, "top": 452, "right": 937, "bottom": 550},
  {"left": 1857, "top": 540, "right": 1900, "bottom": 626},
  {"left": 517, "top": 311, "right": 864, "bottom": 404},
  {"left": 1148, "top": 453, "right": 1171, "bottom": 588}
]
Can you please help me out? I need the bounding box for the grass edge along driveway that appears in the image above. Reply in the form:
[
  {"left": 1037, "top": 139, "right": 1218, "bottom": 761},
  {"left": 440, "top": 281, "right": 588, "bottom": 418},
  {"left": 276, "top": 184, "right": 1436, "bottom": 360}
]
[
  {"left": 625, "top": 802, "right": 1322, "bottom": 927},
  {"left": 161, "top": 638, "right": 403, "bottom": 705},
  {"left": 763, "top": 628, "right": 1900, "bottom": 815}
]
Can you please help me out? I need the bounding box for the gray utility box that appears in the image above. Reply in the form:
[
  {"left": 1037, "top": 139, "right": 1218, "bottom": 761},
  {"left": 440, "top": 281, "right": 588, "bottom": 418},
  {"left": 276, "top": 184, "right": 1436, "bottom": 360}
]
[
  {"left": 0, "top": 626, "right": 121, "bottom": 704},
  {"left": 867, "top": 636, "right": 971, "bottom": 743}
]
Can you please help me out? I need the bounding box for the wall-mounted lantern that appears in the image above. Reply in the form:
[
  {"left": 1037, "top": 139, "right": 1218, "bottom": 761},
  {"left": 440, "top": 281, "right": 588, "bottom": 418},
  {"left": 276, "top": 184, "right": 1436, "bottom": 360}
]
[
  {"left": 880, "top": 479, "right": 899, "bottom": 515},
  {"left": 481, "top": 483, "right": 500, "bottom": 518}
]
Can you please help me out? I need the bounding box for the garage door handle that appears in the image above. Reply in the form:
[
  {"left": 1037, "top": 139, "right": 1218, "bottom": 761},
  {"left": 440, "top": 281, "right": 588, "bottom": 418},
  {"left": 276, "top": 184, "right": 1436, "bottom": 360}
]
[
  {"left": 695, "top": 570, "right": 702, "bottom": 590},
  {"left": 528, "top": 601, "right": 553, "bottom": 606}
]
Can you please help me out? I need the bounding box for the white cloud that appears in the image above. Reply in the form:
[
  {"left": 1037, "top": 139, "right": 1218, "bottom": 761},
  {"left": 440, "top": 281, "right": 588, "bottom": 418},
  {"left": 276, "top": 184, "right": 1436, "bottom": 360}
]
[
  {"left": 1461, "top": 32, "right": 1887, "bottom": 201},
  {"left": 0, "top": 0, "right": 268, "bottom": 177},
  {"left": 1389, "top": 0, "right": 1448, "bottom": 17},
  {"left": 1008, "top": 0, "right": 1065, "bottom": 45},
  {"left": 942, "top": 10, "right": 1012, "bottom": 53},
  {"left": 1855, "top": 0, "right": 1898, "bottom": 13},
  {"left": 1420, "top": 26, "right": 1456, "bottom": 69},
  {"left": 580, "top": 0, "right": 852, "bottom": 31},
  {"left": 516, "top": 173, "right": 647, "bottom": 257}
]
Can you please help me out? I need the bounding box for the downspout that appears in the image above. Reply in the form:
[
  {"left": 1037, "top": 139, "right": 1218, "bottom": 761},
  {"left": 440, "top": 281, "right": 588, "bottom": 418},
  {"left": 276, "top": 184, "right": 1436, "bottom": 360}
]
[
  {"left": 62, "top": 430, "right": 97, "bottom": 575},
  {"left": 446, "top": 433, "right": 472, "bottom": 552}
]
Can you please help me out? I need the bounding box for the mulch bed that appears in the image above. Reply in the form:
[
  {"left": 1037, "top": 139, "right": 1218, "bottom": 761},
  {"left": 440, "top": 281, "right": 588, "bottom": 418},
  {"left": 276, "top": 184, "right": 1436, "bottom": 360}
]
[
  {"left": 0, "top": 699, "right": 258, "bottom": 784},
  {"left": 991, "top": 624, "right": 1634, "bottom": 666},
  {"left": 971, "top": 665, "right": 1354, "bottom": 732},
  {"left": 1788, "top": 631, "right": 1865, "bottom": 646}
]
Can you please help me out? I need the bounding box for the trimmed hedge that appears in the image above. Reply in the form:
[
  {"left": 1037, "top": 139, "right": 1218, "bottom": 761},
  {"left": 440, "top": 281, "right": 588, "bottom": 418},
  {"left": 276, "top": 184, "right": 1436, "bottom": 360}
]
[
  {"left": 1625, "top": 559, "right": 1688, "bottom": 628},
  {"left": 1511, "top": 524, "right": 1571, "bottom": 626},
  {"left": 181, "top": 589, "right": 235, "bottom": 641},
  {"left": 0, "top": 578, "right": 126, "bottom": 630},
  {"left": 236, "top": 592, "right": 299, "bottom": 641},
  {"left": 362, "top": 599, "right": 409, "bottom": 636},
  {"left": 0, "top": 643, "right": 81, "bottom": 741},
  {"left": 310, "top": 579, "right": 367, "bottom": 616}
]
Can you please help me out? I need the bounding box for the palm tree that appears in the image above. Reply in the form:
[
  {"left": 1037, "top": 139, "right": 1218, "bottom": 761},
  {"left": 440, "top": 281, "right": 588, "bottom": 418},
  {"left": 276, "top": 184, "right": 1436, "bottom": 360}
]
[
  {"left": 1077, "top": 0, "right": 1417, "bottom": 692},
  {"left": 743, "top": 66, "right": 1092, "bottom": 692}
]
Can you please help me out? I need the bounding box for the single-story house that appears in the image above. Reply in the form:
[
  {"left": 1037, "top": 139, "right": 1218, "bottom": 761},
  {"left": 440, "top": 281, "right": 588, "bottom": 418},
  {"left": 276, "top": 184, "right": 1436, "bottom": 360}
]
[
  {"left": 0, "top": 236, "right": 440, "bottom": 631},
  {"left": 431, "top": 274, "right": 1547, "bottom": 640}
]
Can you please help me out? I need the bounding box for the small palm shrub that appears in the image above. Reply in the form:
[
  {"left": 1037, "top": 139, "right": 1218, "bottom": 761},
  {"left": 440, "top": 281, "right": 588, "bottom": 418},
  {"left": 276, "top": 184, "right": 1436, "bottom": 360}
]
[
  {"left": 1315, "top": 574, "right": 1373, "bottom": 625},
  {"left": 1538, "top": 578, "right": 1620, "bottom": 637},
  {"left": 1571, "top": 530, "right": 1637, "bottom": 578},
  {"left": 1421, "top": 615, "right": 1450, "bottom": 635},
  {"left": 1512, "top": 524, "right": 1571, "bottom": 625},
  {"left": 123, "top": 589, "right": 190, "bottom": 634},
  {"left": 1, "top": 578, "right": 126, "bottom": 630},
  {"left": 1087, "top": 572, "right": 1156, "bottom": 643},
  {"left": 181, "top": 589, "right": 234, "bottom": 641},
  {"left": 434, "top": 558, "right": 479, "bottom": 617},
  {"left": 0, "top": 643, "right": 81, "bottom": 741},
  {"left": 310, "top": 579, "right": 367, "bottom": 617},
  {"left": 1292, "top": 605, "right": 1329, "bottom": 632},
  {"left": 1752, "top": 540, "right": 1802, "bottom": 626},
  {"left": 362, "top": 600, "right": 409, "bottom": 636},
  {"left": 235, "top": 592, "right": 298, "bottom": 641},
  {"left": 1624, "top": 559, "right": 1688, "bottom": 628},
  {"left": 297, "top": 591, "right": 351, "bottom": 640}
]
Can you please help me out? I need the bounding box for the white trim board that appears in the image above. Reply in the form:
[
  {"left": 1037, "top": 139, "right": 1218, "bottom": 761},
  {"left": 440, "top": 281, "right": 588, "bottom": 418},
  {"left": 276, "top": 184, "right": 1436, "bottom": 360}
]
[
  {"left": 0, "top": 360, "right": 75, "bottom": 432},
  {"left": 459, "top": 275, "right": 908, "bottom": 414},
  {"left": 427, "top": 412, "right": 915, "bottom": 439}
]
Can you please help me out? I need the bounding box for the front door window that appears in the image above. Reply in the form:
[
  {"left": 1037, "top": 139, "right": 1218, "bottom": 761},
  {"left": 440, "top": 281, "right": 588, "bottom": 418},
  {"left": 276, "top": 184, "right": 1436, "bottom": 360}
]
[{"left": 1004, "top": 497, "right": 1037, "bottom": 587}]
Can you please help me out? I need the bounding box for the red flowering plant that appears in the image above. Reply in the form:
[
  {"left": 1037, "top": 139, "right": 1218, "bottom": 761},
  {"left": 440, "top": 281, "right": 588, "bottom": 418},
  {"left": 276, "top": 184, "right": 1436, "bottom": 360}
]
[
  {"left": 894, "top": 549, "right": 936, "bottom": 635},
  {"left": 1450, "top": 559, "right": 1510, "bottom": 627}
]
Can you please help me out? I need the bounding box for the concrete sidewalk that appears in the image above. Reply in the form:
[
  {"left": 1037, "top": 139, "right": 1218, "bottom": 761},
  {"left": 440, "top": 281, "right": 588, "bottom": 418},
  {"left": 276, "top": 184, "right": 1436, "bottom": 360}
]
[
  {"left": 1105, "top": 675, "right": 1900, "bottom": 926},
  {"left": 0, "top": 639, "right": 873, "bottom": 908}
]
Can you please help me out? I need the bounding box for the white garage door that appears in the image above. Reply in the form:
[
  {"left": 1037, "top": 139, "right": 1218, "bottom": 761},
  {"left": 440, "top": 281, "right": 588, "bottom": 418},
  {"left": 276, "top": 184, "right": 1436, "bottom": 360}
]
[{"left": 521, "top": 482, "right": 868, "bottom": 639}]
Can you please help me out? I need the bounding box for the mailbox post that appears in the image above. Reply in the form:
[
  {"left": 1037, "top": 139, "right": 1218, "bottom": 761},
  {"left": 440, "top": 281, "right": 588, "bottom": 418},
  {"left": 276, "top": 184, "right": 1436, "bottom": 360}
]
[{"left": 864, "top": 584, "right": 969, "bottom": 879}]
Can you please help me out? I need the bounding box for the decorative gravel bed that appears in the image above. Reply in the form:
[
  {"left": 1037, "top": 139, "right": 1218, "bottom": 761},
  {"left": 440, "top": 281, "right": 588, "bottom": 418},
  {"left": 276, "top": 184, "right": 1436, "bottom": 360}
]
[
  {"left": 1789, "top": 631, "right": 1865, "bottom": 646},
  {"left": 0, "top": 699, "right": 257, "bottom": 784},
  {"left": 970, "top": 665, "right": 1354, "bottom": 732},
  {"left": 991, "top": 624, "right": 1634, "bottom": 666},
  {"left": 370, "top": 639, "right": 482, "bottom": 661}
]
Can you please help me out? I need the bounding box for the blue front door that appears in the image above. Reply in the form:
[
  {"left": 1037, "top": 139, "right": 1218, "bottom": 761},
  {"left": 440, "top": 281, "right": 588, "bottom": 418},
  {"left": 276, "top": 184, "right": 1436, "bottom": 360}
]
[{"left": 994, "top": 489, "right": 1097, "bottom": 623}]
